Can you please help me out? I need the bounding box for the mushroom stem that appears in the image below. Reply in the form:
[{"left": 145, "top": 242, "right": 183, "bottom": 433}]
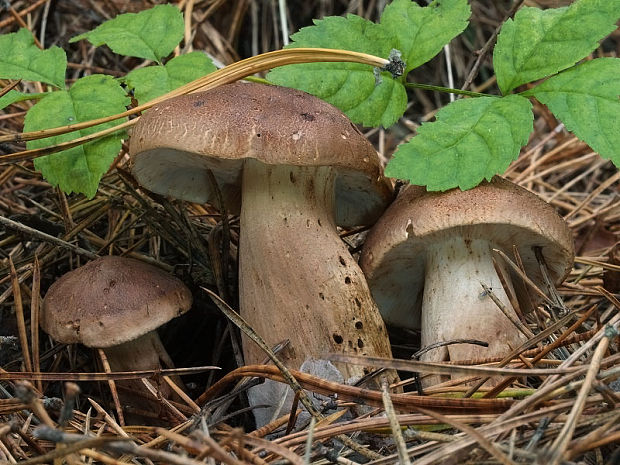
[
  {"left": 239, "top": 159, "right": 394, "bottom": 379},
  {"left": 421, "top": 237, "right": 527, "bottom": 372},
  {"left": 103, "top": 331, "right": 164, "bottom": 372},
  {"left": 103, "top": 331, "right": 175, "bottom": 400}
]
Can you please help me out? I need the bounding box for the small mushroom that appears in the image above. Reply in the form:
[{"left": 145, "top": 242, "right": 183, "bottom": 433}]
[
  {"left": 360, "top": 177, "right": 574, "bottom": 382},
  {"left": 41, "top": 256, "right": 192, "bottom": 397},
  {"left": 128, "top": 82, "right": 397, "bottom": 423}
]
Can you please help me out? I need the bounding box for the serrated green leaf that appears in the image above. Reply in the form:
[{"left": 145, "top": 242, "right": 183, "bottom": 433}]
[
  {"left": 0, "top": 28, "right": 66, "bottom": 88},
  {"left": 385, "top": 95, "right": 533, "bottom": 191},
  {"left": 268, "top": 15, "right": 402, "bottom": 127},
  {"left": 494, "top": 0, "right": 620, "bottom": 94},
  {"left": 124, "top": 52, "right": 216, "bottom": 103},
  {"left": 70, "top": 4, "right": 184, "bottom": 62},
  {"left": 523, "top": 58, "right": 620, "bottom": 166},
  {"left": 271, "top": 62, "right": 407, "bottom": 128},
  {"left": 268, "top": 0, "right": 469, "bottom": 127},
  {"left": 25, "top": 75, "right": 131, "bottom": 197},
  {"left": 381, "top": 0, "right": 470, "bottom": 72}
]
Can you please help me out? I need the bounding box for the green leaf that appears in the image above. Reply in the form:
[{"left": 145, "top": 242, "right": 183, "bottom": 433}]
[
  {"left": 268, "top": 0, "right": 470, "bottom": 127},
  {"left": 0, "top": 90, "right": 48, "bottom": 111},
  {"left": 0, "top": 90, "right": 24, "bottom": 110},
  {"left": 25, "top": 75, "right": 131, "bottom": 197},
  {"left": 0, "top": 28, "right": 66, "bottom": 88},
  {"left": 385, "top": 95, "right": 533, "bottom": 191},
  {"left": 494, "top": 0, "right": 620, "bottom": 94},
  {"left": 124, "top": 52, "right": 216, "bottom": 103},
  {"left": 70, "top": 4, "right": 184, "bottom": 62},
  {"left": 523, "top": 58, "right": 620, "bottom": 166},
  {"left": 268, "top": 15, "right": 400, "bottom": 127},
  {"left": 381, "top": 0, "right": 470, "bottom": 73}
]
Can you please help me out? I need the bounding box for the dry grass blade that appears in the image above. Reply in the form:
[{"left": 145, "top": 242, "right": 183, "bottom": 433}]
[
  {"left": 276, "top": 413, "right": 497, "bottom": 449},
  {"left": 200, "top": 364, "right": 513, "bottom": 413},
  {"left": 0, "top": 47, "right": 392, "bottom": 148},
  {"left": 97, "top": 348, "right": 125, "bottom": 427},
  {"left": 0, "top": 214, "right": 97, "bottom": 258},
  {"left": 16, "top": 433, "right": 129, "bottom": 465},
  {"left": 381, "top": 378, "right": 411, "bottom": 465},
  {"left": 8, "top": 256, "right": 32, "bottom": 374},
  {"left": 328, "top": 353, "right": 579, "bottom": 377},
  {"left": 483, "top": 303, "right": 599, "bottom": 399},
  {"left": 29, "top": 256, "right": 41, "bottom": 392},
  {"left": 544, "top": 326, "right": 616, "bottom": 464},
  {"left": 0, "top": 79, "right": 21, "bottom": 97},
  {"left": 234, "top": 432, "right": 305, "bottom": 465},
  {"left": 0, "top": 366, "right": 216, "bottom": 381},
  {"left": 409, "top": 406, "right": 518, "bottom": 465}
]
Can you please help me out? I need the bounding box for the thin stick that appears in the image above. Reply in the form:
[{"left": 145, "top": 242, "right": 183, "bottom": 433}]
[
  {"left": 461, "top": 0, "right": 526, "bottom": 91},
  {"left": 200, "top": 364, "right": 513, "bottom": 413},
  {"left": 30, "top": 256, "right": 42, "bottom": 392},
  {"left": 184, "top": 430, "right": 246, "bottom": 465},
  {"left": 564, "top": 170, "right": 620, "bottom": 221},
  {"left": 97, "top": 349, "right": 125, "bottom": 427},
  {"left": 140, "top": 378, "right": 187, "bottom": 423},
  {"left": 9, "top": 257, "right": 33, "bottom": 374},
  {"left": 492, "top": 248, "right": 554, "bottom": 305},
  {"left": 87, "top": 398, "right": 128, "bottom": 438},
  {"left": 163, "top": 376, "right": 200, "bottom": 413},
  {"left": 479, "top": 283, "right": 532, "bottom": 339},
  {"left": 303, "top": 417, "right": 316, "bottom": 465},
  {"left": 16, "top": 436, "right": 125, "bottom": 465},
  {"left": 484, "top": 303, "right": 599, "bottom": 398},
  {"left": 0, "top": 216, "right": 98, "bottom": 259},
  {"left": 381, "top": 378, "right": 410, "bottom": 465},
  {"left": 545, "top": 325, "right": 616, "bottom": 464}
]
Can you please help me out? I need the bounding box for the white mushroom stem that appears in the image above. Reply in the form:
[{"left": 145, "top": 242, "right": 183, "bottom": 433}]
[
  {"left": 421, "top": 236, "right": 527, "bottom": 371},
  {"left": 239, "top": 159, "right": 394, "bottom": 379}
]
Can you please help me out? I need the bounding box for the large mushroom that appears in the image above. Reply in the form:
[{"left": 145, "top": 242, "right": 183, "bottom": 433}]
[
  {"left": 360, "top": 177, "right": 574, "bottom": 381},
  {"left": 128, "top": 82, "right": 397, "bottom": 422},
  {"left": 41, "top": 256, "right": 192, "bottom": 399}
]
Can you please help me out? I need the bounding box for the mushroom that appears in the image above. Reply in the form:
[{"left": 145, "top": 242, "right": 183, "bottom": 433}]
[
  {"left": 128, "top": 82, "right": 397, "bottom": 421},
  {"left": 41, "top": 256, "right": 192, "bottom": 396},
  {"left": 360, "top": 177, "right": 574, "bottom": 381}
]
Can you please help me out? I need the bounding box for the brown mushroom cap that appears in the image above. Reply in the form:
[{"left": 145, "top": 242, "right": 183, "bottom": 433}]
[
  {"left": 41, "top": 256, "right": 192, "bottom": 348},
  {"left": 129, "top": 82, "right": 393, "bottom": 227},
  {"left": 360, "top": 177, "right": 575, "bottom": 329}
]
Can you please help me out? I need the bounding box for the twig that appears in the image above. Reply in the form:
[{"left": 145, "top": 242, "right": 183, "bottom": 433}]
[
  {"left": 0, "top": 215, "right": 98, "bottom": 259},
  {"left": 461, "top": 0, "right": 527, "bottom": 91},
  {"left": 484, "top": 303, "right": 598, "bottom": 398},
  {"left": 381, "top": 378, "right": 411, "bottom": 465},
  {"left": 97, "top": 349, "right": 125, "bottom": 426},
  {"left": 199, "top": 364, "right": 513, "bottom": 413},
  {"left": 544, "top": 325, "right": 617, "bottom": 464},
  {"left": 30, "top": 256, "right": 41, "bottom": 392},
  {"left": 9, "top": 257, "right": 32, "bottom": 374},
  {"left": 303, "top": 417, "right": 316, "bottom": 465}
]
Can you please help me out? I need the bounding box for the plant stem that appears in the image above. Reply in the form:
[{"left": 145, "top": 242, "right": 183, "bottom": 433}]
[{"left": 404, "top": 81, "right": 489, "bottom": 98}]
